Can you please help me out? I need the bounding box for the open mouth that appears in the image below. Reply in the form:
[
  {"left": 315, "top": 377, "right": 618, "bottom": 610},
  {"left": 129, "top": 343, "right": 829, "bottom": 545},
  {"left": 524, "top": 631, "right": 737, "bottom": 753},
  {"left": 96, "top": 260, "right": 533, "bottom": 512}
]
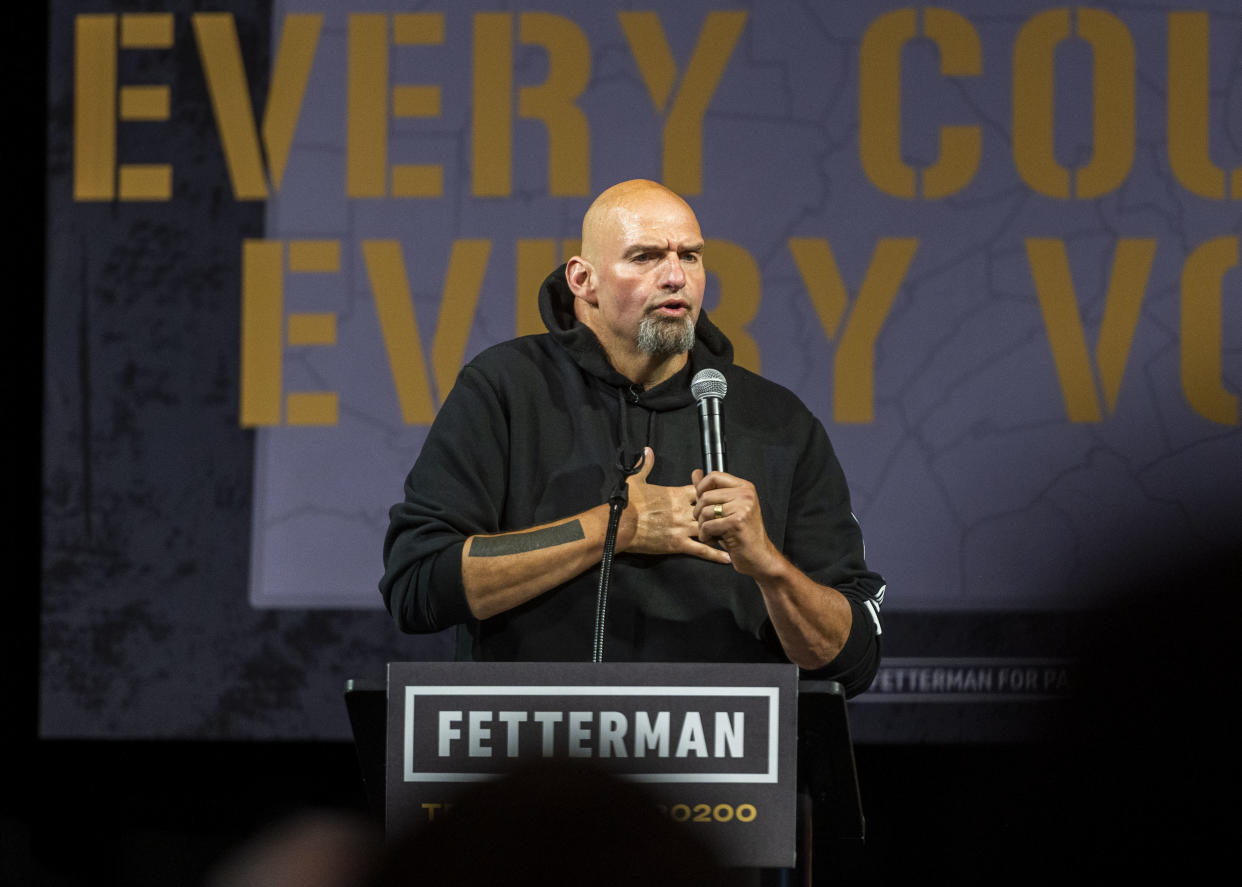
[{"left": 652, "top": 299, "right": 689, "bottom": 317}]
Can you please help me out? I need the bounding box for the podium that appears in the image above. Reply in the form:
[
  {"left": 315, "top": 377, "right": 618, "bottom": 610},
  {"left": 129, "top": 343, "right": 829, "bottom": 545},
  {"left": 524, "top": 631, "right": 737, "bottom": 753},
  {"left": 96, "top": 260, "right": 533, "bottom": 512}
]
[{"left": 346, "top": 664, "right": 864, "bottom": 883}]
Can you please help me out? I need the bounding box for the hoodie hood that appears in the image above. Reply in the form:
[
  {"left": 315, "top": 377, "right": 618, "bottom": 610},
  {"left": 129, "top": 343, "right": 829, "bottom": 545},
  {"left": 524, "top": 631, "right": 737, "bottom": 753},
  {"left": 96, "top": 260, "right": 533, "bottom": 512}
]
[{"left": 537, "top": 264, "right": 734, "bottom": 411}]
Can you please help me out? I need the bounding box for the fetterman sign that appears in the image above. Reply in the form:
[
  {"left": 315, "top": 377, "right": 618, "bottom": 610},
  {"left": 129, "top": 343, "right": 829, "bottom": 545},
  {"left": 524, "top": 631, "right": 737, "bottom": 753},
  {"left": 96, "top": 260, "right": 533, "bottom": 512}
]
[{"left": 386, "top": 662, "right": 799, "bottom": 868}]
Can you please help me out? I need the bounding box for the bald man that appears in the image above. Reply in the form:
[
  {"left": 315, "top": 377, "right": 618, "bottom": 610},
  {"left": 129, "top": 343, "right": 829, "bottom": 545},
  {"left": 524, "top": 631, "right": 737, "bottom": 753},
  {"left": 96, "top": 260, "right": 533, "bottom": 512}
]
[{"left": 381, "top": 181, "right": 884, "bottom": 694}]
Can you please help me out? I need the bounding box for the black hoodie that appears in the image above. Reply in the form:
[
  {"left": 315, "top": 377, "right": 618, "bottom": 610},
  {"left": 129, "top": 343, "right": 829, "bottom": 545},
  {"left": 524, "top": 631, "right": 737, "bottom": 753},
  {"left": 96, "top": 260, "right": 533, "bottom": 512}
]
[{"left": 380, "top": 266, "right": 884, "bottom": 696}]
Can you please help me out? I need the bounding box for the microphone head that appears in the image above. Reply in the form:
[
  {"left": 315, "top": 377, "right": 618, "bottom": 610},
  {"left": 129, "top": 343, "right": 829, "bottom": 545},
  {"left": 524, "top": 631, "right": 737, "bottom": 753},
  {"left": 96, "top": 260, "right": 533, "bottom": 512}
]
[{"left": 691, "top": 368, "right": 727, "bottom": 402}]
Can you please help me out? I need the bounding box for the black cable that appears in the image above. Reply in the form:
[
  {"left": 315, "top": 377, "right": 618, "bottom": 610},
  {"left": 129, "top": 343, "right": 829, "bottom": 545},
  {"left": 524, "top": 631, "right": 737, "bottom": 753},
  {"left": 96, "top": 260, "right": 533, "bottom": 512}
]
[
  {"left": 592, "top": 492, "right": 626, "bottom": 663},
  {"left": 593, "top": 445, "right": 645, "bottom": 663},
  {"left": 593, "top": 390, "right": 656, "bottom": 662}
]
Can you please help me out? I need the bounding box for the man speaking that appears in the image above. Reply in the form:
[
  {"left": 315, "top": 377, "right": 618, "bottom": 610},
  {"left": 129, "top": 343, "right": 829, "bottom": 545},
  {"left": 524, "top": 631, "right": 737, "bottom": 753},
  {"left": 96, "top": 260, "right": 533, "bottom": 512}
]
[{"left": 380, "top": 180, "right": 885, "bottom": 696}]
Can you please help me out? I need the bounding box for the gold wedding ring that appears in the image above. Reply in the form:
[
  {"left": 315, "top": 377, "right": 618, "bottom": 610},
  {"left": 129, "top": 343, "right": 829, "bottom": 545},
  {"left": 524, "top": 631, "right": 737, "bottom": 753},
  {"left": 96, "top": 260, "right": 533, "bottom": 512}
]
[{"left": 713, "top": 504, "right": 724, "bottom": 520}]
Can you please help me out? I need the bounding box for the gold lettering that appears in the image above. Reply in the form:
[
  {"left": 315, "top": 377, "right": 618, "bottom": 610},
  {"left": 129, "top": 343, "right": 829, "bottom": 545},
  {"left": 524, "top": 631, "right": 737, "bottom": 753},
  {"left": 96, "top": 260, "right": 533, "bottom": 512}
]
[
  {"left": 240, "top": 240, "right": 284, "bottom": 426},
  {"left": 116, "top": 9, "right": 174, "bottom": 201},
  {"left": 286, "top": 312, "right": 336, "bottom": 347},
  {"left": 240, "top": 240, "right": 343, "bottom": 427},
  {"left": 1168, "top": 13, "right": 1241, "bottom": 199},
  {"left": 789, "top": 238, "right": 917, "bottom": 423},
  {"left": 119, "top": 12, "right": 172, "bottom": 46},
  {"left": 472, "top": 14, "right": 591, "bottom": 197},
  {"left": 392, "top": 13, "right": 446, "bottom": 197},
  {"left": 618, "top": 11, "right": 747, "bottom": 195},
  {"left": 518, "top": 14, "right": 591, "bottom": 196},
  {"left": 285, "top": 391, "right": 339, "bottom": 426},
  {"left": 74, "top": 15, "right": 118, "bottom": 200},
  {"left": 365, "top": 241, "right": 437, "bottom": 422},
  {"left": 432, "top": 240, "right": 492, "bottom": 401},
  {"left": 703, "top": 239, "right": 761, "bottom": 373},
  {"left": 859, "top": 8, "right": 981, "bottom": 199},
  {"left": 1025, "top": 238, "right": 1155, "bottom": 422},
  {"left": 472, "top": 14, "right": 512, "bottom": 196},
  {"left": 347, "top": 14, "right": 387, "bottom": 197},
  {"left": 1075, "top": 9, "right": 1134, "bottom": 198},
  {"left": 364, "top": 240, "right": 494, "bottom": 423},
  {"left": 515, "top": 240, "right": 579, "bottom": 338},
  {"left": 1014, "top": 9, "right": 1134, "bottom": 199},
  {"left": 859, "top": 9, "right": 916, "bottom": 198},
  {"left": 1014, "top": 10, "right": 1071, "bottom": 198},
  {"left": 346, "top": 13, "right": 446, "bottom": 198},
  {"left": 1181, "top": 237, "right": 1239, "bottom": 424},
  {"left": 193, "top": 13, "right": 321, "bottom": 199},
  {"left": 118, "top": 85, "right": 169, "bottom": 120},
  {"left": 921, "top": 8, "right": 982, "bottom": 199},
  {"left": 74, "top": 13, "right": 174, "bottom": 201}
]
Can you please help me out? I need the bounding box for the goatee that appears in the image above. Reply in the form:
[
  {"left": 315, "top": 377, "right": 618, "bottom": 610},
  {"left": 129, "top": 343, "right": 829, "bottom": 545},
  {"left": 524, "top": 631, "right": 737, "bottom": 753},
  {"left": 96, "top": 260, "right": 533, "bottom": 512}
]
[{"left": 636, "top": 313, "right": 695, "bottom": 357}]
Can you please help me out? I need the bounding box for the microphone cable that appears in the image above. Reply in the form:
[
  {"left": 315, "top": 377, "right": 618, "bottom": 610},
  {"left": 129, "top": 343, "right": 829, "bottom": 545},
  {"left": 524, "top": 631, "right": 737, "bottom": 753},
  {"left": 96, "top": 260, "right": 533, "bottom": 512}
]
[
  {"left": 593, "top": 392, "right": 651, "bottom": 663},
  {"left": 592, "top": 477, "right": 628, "bottom": 664}
]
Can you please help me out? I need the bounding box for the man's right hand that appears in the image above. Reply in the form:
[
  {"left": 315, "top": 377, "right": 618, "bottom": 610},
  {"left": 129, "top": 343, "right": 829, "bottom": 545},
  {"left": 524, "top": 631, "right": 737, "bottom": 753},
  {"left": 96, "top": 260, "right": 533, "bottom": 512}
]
[{"left": 620, "top": 448, "right": 732, "bottom": 565}]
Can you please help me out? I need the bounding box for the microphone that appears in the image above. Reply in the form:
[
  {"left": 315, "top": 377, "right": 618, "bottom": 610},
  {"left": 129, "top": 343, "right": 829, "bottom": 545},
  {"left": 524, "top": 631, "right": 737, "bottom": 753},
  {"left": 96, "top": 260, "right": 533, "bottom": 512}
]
[{"left": 691, "top": 369, "right": 727, "bottom": 474}]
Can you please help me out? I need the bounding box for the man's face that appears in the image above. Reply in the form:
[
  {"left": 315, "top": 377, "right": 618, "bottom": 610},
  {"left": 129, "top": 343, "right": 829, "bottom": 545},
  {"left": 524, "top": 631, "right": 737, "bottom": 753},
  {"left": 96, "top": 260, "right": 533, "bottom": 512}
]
[{"left": 587, "top": 192, "right": 706, "bottom": 361}]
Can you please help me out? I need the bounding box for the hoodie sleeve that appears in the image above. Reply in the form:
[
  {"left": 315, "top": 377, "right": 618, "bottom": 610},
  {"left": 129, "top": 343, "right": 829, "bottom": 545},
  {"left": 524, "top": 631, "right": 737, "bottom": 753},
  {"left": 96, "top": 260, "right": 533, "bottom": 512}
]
[
  {"left": 783, "top": 416, "right": 885, "bottom": 697},
  {"left": 379, "top": 364, "right": 510, "bottom": 633}
]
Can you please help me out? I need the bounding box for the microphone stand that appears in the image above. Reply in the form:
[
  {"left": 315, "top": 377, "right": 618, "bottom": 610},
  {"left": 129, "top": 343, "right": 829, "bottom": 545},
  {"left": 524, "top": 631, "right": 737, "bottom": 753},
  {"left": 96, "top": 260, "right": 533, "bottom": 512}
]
[{"left": 592, "top": 452, "right": 643, "bottom": 663}]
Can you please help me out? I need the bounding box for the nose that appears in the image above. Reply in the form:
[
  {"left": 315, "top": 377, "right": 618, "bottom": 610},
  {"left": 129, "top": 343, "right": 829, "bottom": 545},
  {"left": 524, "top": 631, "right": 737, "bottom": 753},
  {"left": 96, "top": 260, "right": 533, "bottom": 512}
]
[{"left": 659, "top": 252, "right": 686, "bottom": 289}]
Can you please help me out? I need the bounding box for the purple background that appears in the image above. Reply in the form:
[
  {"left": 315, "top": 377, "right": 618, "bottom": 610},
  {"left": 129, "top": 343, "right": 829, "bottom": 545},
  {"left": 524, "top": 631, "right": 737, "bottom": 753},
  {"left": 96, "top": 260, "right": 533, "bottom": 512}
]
[{"left": 41, "top": 0, "right": 1242, "bottom": 743}]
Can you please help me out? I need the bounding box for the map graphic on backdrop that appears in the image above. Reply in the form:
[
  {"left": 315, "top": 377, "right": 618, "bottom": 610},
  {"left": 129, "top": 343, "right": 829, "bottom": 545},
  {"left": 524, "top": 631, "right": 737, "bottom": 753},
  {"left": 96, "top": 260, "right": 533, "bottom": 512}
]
[
  {"left": 248, "top": 0, "right": 1241, "bottom": 611},
  {"left": 43, "top": 0, "right": 1240, "bottom": 741}
]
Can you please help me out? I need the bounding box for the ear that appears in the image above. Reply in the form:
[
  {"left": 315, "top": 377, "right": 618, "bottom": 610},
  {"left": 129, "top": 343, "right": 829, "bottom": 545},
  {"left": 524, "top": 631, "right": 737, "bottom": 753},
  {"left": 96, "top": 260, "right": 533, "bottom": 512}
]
[{"left": 565, "top": 256, "right": 596, "bottom": 305}]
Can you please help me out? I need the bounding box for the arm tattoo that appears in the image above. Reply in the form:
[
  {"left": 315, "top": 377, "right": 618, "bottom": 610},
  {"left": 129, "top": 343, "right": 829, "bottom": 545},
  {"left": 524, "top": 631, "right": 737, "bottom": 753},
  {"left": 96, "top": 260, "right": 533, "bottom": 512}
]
[{"left": 469, "top": 520, "right": 586, "bottom": 557}]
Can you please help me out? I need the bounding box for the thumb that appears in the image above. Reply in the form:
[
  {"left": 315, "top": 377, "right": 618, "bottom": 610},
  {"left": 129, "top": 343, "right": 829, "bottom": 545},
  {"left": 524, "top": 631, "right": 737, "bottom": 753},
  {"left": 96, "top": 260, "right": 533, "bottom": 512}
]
[{"left": 632, "top": 446, "right": 655, "bottom": 482}]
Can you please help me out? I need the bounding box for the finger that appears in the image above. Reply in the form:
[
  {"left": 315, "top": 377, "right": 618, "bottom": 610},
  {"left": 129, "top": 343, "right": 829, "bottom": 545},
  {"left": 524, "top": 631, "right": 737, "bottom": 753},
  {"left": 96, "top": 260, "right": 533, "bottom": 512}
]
[
  {"left": 695, "top": 470, "right": 740, "bottom": 497},
  {"left": 693, "top": 492, "right": 728, "bottom": 523},
  {"left": 632, "top": 446, "right": 655, "bottom": 482},
  {"left": 690, "top": 468, "right": 704, "bottom": 487},
  {"left": 683, "top": 538, "right": 732, "bottom": 565},
  {"left": 691, "top": 493, "right": 709, "bottom": 522}
]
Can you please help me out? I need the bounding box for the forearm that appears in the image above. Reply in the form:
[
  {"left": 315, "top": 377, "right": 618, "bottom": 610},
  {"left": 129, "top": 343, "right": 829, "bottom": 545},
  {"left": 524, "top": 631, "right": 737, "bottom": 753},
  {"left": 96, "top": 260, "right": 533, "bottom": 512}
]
[
  {"left": 750, "top": 549, "right": 855, "bottom": 670},
  {"left": 692, "top": 471, "right": 854, "bottom": 669},
  {"left": 462, "top": 447, "right": 727, "bottom": 621},
  {"left": 461, "top": 504, "right": 616, "bottom": 620}
]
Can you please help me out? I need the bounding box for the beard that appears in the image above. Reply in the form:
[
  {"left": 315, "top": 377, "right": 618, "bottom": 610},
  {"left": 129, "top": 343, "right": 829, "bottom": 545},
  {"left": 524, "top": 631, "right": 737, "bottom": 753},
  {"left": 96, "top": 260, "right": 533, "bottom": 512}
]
[{"left": 636, "top": 312, "right": 696, "bottom": 357}]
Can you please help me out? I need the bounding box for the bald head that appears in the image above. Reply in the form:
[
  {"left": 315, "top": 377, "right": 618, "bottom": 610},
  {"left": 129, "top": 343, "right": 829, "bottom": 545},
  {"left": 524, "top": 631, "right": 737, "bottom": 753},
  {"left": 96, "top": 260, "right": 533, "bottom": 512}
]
[{"left": 579, "top": 180, "right": 700, "bottom": 265}]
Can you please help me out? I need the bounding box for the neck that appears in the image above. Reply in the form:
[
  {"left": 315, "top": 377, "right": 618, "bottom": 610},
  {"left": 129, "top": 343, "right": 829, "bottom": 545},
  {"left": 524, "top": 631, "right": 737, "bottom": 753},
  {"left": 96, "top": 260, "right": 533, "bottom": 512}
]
[{"left": 611, "top": 350, "right": 688, "bottom": 390}]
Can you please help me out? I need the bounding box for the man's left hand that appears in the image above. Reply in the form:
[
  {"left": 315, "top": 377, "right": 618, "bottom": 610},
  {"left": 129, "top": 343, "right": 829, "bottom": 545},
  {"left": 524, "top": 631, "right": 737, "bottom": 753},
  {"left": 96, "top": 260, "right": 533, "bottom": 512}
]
[{"left": 692, "top": 470, "right": 781, "bottom": 578}]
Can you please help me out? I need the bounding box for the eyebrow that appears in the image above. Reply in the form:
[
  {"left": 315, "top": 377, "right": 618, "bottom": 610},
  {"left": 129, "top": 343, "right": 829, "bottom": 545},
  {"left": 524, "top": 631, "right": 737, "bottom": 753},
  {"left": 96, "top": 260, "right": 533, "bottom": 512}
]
[{"left": 623, "top": 242, "right": 704, "bottom": 258}]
